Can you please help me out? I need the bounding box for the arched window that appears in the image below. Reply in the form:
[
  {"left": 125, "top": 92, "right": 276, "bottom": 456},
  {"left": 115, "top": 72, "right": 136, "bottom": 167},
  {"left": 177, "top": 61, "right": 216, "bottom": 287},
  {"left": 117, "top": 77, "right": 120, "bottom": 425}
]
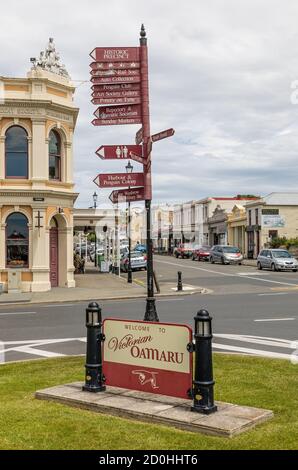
[
  {"left": 5, "top": 126, "right": 28, "bottom": 178},
  {"left": 49, "top": 130, "right": 61, "bottom": 180},
  {"left": 6, "top": 213, "right": 29, "bottom": 268}
]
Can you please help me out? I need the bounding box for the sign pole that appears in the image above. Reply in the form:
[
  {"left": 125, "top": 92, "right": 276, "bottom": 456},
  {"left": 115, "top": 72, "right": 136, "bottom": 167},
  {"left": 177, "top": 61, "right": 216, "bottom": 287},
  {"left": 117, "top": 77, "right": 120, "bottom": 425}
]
[{"left": 140, "top": 25, "right": 158, "bottom": 322}]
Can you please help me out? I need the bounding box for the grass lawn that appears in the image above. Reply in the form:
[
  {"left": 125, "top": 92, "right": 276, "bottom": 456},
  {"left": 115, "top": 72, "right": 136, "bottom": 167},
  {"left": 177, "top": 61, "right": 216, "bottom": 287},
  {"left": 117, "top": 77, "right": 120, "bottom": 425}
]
[{"left": 0, "top": 354, "right": 297, "bottom": 450}]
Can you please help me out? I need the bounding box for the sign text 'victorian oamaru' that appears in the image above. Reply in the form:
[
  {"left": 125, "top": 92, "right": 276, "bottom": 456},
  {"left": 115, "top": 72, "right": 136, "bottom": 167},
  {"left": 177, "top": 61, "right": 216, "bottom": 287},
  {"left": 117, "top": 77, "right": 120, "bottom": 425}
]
[
  {"left": 103, "top": 319, "right": 193, "bottom": 399},
  {"left": 94, "top": 172, "right": 144, "bottom": 189},
  {"left": 92, "top": 104, "right": 142, "bottom": 126},
  {"left": 109, "top": 187, "right": 145, "bottom": 204},
  {"left": 96, "top": 145, "right": 143, "bottom": 162}
]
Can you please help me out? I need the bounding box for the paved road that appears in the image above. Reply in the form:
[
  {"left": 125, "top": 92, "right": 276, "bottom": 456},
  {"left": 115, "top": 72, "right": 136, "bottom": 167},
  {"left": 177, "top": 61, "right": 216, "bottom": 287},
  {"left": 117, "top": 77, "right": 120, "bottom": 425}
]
[{"left": 0, "top": 255, "right": 297, "bottom": 364}]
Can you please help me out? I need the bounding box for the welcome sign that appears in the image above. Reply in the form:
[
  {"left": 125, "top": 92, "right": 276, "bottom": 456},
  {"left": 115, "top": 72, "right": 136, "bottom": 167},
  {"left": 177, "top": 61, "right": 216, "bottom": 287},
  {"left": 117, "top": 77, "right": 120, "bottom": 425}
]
[{"left": 102, "top": 319, "right": 193, "bottom": 399}]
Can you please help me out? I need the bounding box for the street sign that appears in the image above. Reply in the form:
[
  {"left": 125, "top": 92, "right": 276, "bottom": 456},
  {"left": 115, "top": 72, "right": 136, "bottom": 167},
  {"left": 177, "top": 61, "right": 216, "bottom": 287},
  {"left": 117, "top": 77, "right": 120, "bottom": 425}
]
[
  {"left": 92, "top": 104, "right": 142, "bottom": 126},
  {"left": 151, "top": 128, "right": 175, "bottom": 142},
  {"left": 90, "top": 47, "right": 140, "bottom": 62},
  {"left": 102, "top": 318, "right": 193, "bottom": 399},
  {"left": 91, "top": 74, "right": 141, "bottom": 85},
  {"left": 94, "top": 172, "right": 144, "bottom": 188},
  {"left": 92, "top": 96, "right": 140, "bottom": 105},
  {"left": 91, "top": 69, "right": 140, "bottom": 77},
  {"left": 109, "top": 187, "right": 145, "bottom": 204},
  {"left": 90, "top": 61, "right": 140, "bottom": 70},
  {"left": 135, "top": 127, "right": 143, "bottom": 145},
  {"left": 92, "top": 83, "right": 140, "bottom": 92},
  {"left": 96, "top": 145, "right": 143, "bottom": 160}
]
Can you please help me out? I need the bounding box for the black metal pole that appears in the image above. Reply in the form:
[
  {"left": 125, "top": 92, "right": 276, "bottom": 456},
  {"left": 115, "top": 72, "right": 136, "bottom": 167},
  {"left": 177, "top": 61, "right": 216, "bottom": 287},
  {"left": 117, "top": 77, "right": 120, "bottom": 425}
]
[
  {"left": 144, "top": 199, "right": 158, "bottom": 321},
  {"left": 177, "top": 271, "right": 183, "bottom": 291},
  {"left": 94, "top": 231, "right": 97, "bottom": 267},
  {"left": 82, "top": 302, "right": 106, "bottom": 393},
  {"left": 127, "top": 201, "right": 132, "bottom": 283},
  {"left": 191, "top": 309, "right": 217, "bottom": 414}
]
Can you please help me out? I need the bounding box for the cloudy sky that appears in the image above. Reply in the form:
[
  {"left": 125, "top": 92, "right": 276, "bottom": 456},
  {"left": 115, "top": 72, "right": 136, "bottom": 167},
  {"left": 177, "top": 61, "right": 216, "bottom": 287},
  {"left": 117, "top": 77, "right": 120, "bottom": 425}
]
[{"left": 2, "top": 0, "right": 298, "bottom": 207}]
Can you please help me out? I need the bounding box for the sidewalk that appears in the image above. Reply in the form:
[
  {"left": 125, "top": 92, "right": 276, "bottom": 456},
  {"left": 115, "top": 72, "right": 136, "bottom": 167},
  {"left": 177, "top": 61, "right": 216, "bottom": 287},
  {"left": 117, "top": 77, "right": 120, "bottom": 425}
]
[
  {"left": 0, "top": 265, "right": 205, "bottom": 306},
  {"left": 242, "top": 259, "right": 257, "bottom": 267}
]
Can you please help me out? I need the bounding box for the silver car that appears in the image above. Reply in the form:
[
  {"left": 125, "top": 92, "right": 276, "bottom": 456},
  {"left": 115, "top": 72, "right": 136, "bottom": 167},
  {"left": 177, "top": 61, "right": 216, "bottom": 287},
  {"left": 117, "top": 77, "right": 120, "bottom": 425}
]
[
  {"left": 210, "top": 245, "right": 243, "bottom": 265},
  {"left": 120, "top": 251, "right": 147, "bottom": 272},
  {"left": 257, "top": 249, "right": 298, "bottom": 272}
]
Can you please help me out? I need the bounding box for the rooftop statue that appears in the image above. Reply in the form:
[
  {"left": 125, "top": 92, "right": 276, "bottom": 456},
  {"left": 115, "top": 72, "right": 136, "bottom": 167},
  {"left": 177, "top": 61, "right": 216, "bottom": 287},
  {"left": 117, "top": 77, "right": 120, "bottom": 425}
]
[{"left": 31, "top": 38, "right": 70, "bottom": 79}]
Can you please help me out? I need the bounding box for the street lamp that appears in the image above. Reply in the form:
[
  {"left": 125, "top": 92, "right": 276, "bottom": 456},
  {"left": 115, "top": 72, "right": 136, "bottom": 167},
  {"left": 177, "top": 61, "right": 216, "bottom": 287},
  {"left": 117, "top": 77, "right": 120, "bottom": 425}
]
[
  {"left": 93, "top": 191, "right": 98, "bottom": 209},
  {"left": 126, "top": 160, "right": 133, "bottom": 283}
]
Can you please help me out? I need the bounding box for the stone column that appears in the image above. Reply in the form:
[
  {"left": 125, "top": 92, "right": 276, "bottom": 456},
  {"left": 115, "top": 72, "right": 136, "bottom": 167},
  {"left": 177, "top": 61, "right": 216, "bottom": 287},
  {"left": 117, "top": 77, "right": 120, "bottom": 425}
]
[
  {"left": 64, "top": 140, "right": 73, "bottom": 184},
  {"left": 0, "top": 135, "right": 5, "bottom": 179},
  {"left": 31, "top": 119, "right": 47, "bottom": 187}
]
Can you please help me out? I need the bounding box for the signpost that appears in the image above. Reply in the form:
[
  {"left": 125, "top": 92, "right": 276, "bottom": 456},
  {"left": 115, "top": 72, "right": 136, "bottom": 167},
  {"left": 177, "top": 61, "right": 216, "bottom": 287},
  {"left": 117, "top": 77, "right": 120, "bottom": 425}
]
[
  {"left": 103, "top": 318, "right": 193, "bottom": 399},
  {"left": 109, "top": 187, "right": 145, "bottom": 204},
  {"left": 93, "top": 172, "right": 144, "bottom": 189},
  {"left": 90, "top": 26, "right": 175, "bottom": 322}
]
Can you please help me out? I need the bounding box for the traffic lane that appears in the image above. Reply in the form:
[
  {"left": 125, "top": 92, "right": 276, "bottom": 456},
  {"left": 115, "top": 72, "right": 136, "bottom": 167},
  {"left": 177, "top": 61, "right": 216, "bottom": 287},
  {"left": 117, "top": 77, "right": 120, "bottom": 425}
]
[{"left": 0, "top": 293, "right": 297, "bottom": 342}]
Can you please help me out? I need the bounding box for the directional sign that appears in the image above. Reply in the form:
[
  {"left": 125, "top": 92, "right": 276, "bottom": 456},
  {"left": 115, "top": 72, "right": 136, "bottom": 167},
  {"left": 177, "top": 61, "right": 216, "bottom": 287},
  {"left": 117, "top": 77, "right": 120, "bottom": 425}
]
[
  {"left": 91, "top": 69, "right": 140, "bottom": 78},
  {"left": 96, "top": 145, "right": 143, "bottom": 161},
  {"left": 135, "top": 127, "right": 143, "bottom": 145},
  {"left": 92, "top": 96, "right": 141, "bottom": 105},
  {"left": 90, "top": 61, "right": 140, "bottom": 70},
  {"left": 92, "top": 104, "right": 142, "bottom": 126},
  {"left": 90, "top": 47, "right": 140, "bottom": 62},
  {"left": 151, "top": 128, "right": 175, "bottom": 142},
  {"left": 91, "top": 74, "right": 141, "bottom": 85},
  {"left": 92, "top": 83, "right": 140, "bottom": 92},
  {"left": 94, "top": 173, "right": 144, "bottom": 188},
  {"left": 109, "top": 187, "right": 145, "bottom": 204}
]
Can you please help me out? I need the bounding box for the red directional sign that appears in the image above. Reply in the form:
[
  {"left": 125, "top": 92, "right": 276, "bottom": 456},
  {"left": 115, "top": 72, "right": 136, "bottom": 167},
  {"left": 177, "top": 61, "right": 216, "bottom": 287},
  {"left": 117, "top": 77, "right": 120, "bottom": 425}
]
[
  {"left": 151, "top": 128, "right": 175, "bottom": 142},
  {"left": 91, "top": 74, "right": 141, "bottom": 85},
  {"left": 92, "top": 96, "right": 140, "bottom": 105},
  {"left": 96, "top": 145, "right": 143, "bottom": 161},
  {"left": 92, "top": 104, "right": 142, "bottom": 126},
  {"left": 92, "top": 83, "right": 140, "bottom": 93},
  {"left": 91, "top": 69, "right": 140, "bottom": 77},
  {"left": 94, "top": 172, "right": 144, "bottom": 188},
  {"left": 90, "top": 47, "right": 140, "bottom": 62},
  {"left": 109, "top": 187, "right": 145, "bottom": 204},
  {"left": 135, "top": 127, "right": 143, "bottom": 145},
  {"left": 90, "top": 61, "right": 140, "bottom": 70}
]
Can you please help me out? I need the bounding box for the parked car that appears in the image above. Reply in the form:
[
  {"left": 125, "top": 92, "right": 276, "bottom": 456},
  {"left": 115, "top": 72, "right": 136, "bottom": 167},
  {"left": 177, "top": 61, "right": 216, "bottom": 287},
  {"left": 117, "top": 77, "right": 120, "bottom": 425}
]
[
  {"left": 192, "top": 245, "right": 211, "bottom": 261},
  {"left": 209, "top": 245, "right": 243, "bottom": 265},
  {"left": 257, "top": 249, "right": 298, "bottom": 272},
  {"left": 174, "top": 243, "right": 195, "bottom": 259},
  {"left": 134, "top": 244, "right": 147, "bottom": 254},
  {"left": 120, "top": 251, "right": 147, "bottom": 272}
]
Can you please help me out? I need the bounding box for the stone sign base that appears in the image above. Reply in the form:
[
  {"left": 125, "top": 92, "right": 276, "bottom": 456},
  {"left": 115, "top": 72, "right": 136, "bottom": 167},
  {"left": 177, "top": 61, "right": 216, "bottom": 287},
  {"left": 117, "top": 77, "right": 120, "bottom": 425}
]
[{"left": 35, "top": 382, "right": 273, "bottom": 438}]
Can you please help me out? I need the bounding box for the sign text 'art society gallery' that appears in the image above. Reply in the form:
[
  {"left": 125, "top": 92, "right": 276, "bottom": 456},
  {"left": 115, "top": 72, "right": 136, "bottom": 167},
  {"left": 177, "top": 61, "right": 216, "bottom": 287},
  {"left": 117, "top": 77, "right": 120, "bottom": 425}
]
[{"left": 103, "top": 319, "right": 193, "bottom": 399}]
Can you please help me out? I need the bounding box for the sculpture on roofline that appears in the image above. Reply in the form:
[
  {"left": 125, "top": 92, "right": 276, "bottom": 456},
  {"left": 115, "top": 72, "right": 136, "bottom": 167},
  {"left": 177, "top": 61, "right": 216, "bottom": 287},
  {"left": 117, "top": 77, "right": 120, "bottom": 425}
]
[{"left": 32, "top": 38, "right": 70, "bottom": 79}]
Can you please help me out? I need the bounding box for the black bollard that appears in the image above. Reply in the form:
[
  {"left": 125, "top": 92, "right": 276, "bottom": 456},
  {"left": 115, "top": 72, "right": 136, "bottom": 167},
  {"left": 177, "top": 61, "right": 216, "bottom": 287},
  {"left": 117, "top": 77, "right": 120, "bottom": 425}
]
[
  {"left": 177, "top": 271, "right": 183, "bottom": 291},
  {"left": 82, "top": 302, "right": 106, "bottom": 393},
  {"left": 191, "top": 309, "right": 217, "bottom": 414}
]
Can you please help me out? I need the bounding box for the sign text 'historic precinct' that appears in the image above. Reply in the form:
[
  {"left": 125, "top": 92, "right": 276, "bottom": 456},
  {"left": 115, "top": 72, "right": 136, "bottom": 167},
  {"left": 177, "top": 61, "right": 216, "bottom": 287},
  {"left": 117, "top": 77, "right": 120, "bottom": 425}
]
[{"left": 102, "top": 319, "right": 193, "bottom": 399}]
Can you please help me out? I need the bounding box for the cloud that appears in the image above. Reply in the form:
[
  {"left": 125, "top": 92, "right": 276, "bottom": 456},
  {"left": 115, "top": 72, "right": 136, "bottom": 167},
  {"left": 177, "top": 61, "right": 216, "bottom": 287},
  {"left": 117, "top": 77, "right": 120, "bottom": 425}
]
[{"left": 2, "top": 0, "right": 298, "bottom": 207}]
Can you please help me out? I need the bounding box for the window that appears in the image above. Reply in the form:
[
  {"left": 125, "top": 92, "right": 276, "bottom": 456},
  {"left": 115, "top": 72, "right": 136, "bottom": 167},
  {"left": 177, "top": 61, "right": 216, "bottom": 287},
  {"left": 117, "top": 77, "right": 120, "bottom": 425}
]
[
  {"left": 5, "top": 126, "right": 28, "bottom": 178},
  {"left": 248, "top": 210, "right": 252, "bottom": 226},
  {"left": 6, "top": 213, "right": 29, "bottom": 268},
  {"left": 49, "top": 130, "right": 61, "bottom": 180},
  {"left": 255, "top": 208, "right": 259, "bottom": 225}
]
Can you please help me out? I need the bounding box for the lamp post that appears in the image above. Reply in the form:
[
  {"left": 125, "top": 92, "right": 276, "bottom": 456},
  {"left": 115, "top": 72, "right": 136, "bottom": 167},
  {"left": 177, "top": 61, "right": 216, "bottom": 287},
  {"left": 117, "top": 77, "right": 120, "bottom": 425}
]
[
  {"left": 93, "top": 191, "right": 98, "bottom": 267},
  {"left": 126, "top": 160, "right": 133, "bottom": 283}
]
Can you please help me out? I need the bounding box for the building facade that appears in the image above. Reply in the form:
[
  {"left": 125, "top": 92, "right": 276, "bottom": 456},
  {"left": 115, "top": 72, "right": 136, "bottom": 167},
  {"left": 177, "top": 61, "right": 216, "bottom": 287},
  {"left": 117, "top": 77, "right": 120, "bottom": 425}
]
[
  {"left": 245, "top": 192, "right": 298, "bottom": 258},
  {"left": 227, "top": 205, "right": 246, "bottom": 254},
  {"left": 0, "top": 39, "right": 79, "bottom": 292}
]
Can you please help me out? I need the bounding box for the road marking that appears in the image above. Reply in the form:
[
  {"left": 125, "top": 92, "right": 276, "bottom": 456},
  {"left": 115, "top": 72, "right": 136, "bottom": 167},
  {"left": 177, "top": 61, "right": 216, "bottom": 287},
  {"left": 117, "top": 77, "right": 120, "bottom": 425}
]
[
  {"left": 157, "top": 298, "right": 185, "bottom": 302},
  {"left": 258, "top": 292, "right": 288, "bottom": 296},
  {"left": 13, "top": 346, "right": 65, "bottom": 358},
  {"left": 214, "top": 334, "right": 295, "bottom": 349},
  {"left": 238, "top": 272, "right": 270, "bottom": 276},
  {"left": 213, "top": 342, "right": 293, "bottom": 360},
  {"left": 40, "top": 304, "right": 78, "bottom": 308},
  {"left": 0, "top": 311, "right": 36, "bottom": 316},
  {"left": 254, "top": 318, "right": 295, "bottom": 322},
  {"left": 155, "top": 259, "right": 298, "bottom": 287}
]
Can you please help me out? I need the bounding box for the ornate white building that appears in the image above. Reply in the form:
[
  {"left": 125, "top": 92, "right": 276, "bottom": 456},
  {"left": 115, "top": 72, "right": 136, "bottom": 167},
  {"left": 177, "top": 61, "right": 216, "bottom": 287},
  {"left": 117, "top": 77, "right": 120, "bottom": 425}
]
[{"left": 0, "top": 39, "right": 79, "bottom": 292}]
